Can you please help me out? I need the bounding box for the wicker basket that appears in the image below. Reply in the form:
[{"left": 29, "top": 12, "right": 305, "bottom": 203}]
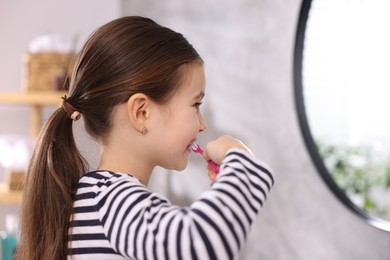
[
  {"left": 23, "top": 52, "right": 77, "bottom": 92},
  {"left": 5, "top": 170, "right": 25, "bottom": 191}
]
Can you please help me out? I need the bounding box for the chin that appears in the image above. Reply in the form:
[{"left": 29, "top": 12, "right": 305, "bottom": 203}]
[
  {"left": 161, "top": 156, "right": 188, "bottom": 171},
  {"left": 174, "top": 164, "right": 187, "bottom": 172},
  {"left": 172, "top": 161, "right": 188, "bottom": 172}
]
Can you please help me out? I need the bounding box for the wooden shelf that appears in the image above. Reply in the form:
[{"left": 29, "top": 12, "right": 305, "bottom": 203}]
[
  {"left": 0, "top": 91, "right": 67, "bottom": 137},
  {"left": 0, "top": 183, "right": 22, "bottom": 204},
  {"left": 0, "top": 91, "right": 66, "bottom": 204},
  {"left": 0, "top": 91, "right": 66, "bottom": 105}
]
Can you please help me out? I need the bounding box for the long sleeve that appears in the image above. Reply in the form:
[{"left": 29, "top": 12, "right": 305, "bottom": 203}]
[{"left": 69, "top": 149, "right": 274, "bottom": 260}]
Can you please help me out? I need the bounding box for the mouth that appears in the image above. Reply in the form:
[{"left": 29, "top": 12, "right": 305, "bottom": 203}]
[{"left": 187, "top": 140, "right": 196, "bottom": 151}]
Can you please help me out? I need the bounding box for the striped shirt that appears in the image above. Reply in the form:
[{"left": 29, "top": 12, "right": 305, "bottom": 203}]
[{"left": 67, "top": 149, "right": 274, "bottom": 260}]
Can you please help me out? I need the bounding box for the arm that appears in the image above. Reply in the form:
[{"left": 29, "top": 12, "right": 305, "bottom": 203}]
[{"left": 96, "top": 148, "right": 274, "bottom": 260}]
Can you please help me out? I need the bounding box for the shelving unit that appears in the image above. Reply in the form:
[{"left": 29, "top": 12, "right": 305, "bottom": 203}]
[
  {"left": 0, "top": 90, "right": 66, "bottom": 204},
  {"left": 0, "top": 183, "right": 22, "bottom": 204},
  {"left": 0, "top": 91, "right": 66, "bottom": 137}
]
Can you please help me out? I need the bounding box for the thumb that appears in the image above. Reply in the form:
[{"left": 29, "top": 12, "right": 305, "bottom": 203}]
[
  {"left": 207, "top": 165, "right": 218, "bottom": 181},
  {"left": 202, "top": 149, "right": 210, "bottom": 161}
]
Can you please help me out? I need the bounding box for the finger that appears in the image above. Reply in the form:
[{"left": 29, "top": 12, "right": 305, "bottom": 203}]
[
  {"left": 207, "top": 165, "right": 217, "bottom": 181},
  {"left": 208, "top": 170, "right": 217, "bottom": 181},
  {"left": 202, "top": 149, "right": 210, "bottom": 161}
]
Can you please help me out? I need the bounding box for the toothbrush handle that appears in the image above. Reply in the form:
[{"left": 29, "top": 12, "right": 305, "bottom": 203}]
[{"left": 207, "top": 160, "right": 220, "bottom": 173}]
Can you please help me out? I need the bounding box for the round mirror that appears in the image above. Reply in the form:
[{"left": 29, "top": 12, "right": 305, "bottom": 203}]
[{"left": 294, "top": 0, "right": 390, "bottom": 232}]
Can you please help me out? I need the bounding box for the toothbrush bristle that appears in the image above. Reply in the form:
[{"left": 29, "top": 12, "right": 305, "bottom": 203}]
[
  {"left": 190, "top": 143, "right": 198, "bottom": 151},
  {"left": 191, "top": 143, "right": 204, "bottom": 154}
]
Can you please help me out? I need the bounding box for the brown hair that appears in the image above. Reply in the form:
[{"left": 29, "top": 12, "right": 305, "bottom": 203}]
[{"left": 17, "top": 16, "right": 202, "bottom": 260}]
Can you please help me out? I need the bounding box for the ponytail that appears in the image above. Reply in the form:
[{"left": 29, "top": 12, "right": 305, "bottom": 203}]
[{"left": 17, "top": 107, "right": 87, "bottom": 259}]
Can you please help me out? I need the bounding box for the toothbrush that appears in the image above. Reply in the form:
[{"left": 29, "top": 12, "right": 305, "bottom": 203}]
[{"left": 191, "top": 143, "right": 220, "bottom": 173}]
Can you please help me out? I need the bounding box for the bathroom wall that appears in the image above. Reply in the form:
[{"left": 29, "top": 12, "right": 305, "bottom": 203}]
[
  {"left": 122, "top": 1, "right": 390, "bottom": 260},
  {"left": 0, "top": 0, "right": 389, "bottom": 259}
]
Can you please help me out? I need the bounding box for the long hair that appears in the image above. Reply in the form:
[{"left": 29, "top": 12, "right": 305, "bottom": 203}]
[{"left": 17, "top": 16, "right": 202, "bottom": 260}]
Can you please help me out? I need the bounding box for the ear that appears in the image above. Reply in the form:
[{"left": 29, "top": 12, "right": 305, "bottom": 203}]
[{"left": 126, "top": 93, "right": 150, "bottom": 132}]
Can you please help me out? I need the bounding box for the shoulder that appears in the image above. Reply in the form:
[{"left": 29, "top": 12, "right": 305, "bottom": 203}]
[
  {"left": 80, "top": 170, "right": 141, "bottom": 185},
  {"left": 76, "top": 170, "right": 144, "bottom": 196}
]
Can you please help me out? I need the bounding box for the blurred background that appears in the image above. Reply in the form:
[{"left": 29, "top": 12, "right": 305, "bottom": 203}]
[{"left": 0, "top": 0, "right": 389, "bottom": 259}]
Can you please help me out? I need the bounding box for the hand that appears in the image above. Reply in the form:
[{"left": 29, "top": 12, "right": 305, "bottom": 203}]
[
  {"left": 207, "top": 165, "right": 218, "bottom": 181},
  {"left": 202, "top": 135, "right": 252, "bottom": 165}
]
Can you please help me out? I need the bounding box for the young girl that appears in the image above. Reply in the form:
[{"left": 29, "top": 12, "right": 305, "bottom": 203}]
[{"left": 17, "top": 16, "right": 274, "bottom": 260}]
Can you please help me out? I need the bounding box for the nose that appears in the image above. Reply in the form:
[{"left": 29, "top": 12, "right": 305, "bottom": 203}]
[{"left": 198, "top": 112, "right": 207, "bottom": 132}]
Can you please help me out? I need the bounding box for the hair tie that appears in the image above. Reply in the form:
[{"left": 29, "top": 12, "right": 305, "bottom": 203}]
[{"left": 61, "top": 95, "right": 81, "bottom": 121}]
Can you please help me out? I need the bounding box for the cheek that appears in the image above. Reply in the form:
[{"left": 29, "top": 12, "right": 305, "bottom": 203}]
[
  {"left": 157, "top": 113, "right": 200, "bottom": 170},
  {"left": 159, "top": 110, "right": 200, "bottom": 147},
  {"left": 170, "top": 113, "right": 199, "bottom": 148},
  {"left": 183, "top": 113, "right": 202, "bottom": 134}
]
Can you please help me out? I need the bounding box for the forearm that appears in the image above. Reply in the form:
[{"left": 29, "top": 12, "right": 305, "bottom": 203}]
[{"left": 100, "top": 149, "right": 274, "bottom": 260}]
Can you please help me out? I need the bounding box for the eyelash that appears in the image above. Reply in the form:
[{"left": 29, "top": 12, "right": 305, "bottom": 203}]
[{"left": 194, "top": 102, "right": 203, "bottom": 109}]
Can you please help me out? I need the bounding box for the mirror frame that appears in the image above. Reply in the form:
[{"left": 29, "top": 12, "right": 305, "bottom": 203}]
[{"left": 293, "top": 0, "right": 390, "bottom": 232}]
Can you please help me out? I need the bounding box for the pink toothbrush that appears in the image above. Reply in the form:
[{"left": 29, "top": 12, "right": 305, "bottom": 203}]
[{"left": 191, "top": 143, "right": 220, "bottom": 173}]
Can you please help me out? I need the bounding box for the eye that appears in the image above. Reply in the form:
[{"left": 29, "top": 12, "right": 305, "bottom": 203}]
[{"left": 193, "top": 102, "right": 203, "bottom": 109}]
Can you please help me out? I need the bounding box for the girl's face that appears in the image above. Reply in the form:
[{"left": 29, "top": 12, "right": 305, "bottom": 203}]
[{"left": 149, "top": 62, "right": 207, "bottom": 171}]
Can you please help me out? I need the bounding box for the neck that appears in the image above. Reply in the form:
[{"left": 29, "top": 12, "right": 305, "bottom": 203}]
[{"left": 97, "top": 146, "right": 153, "bottom": 186}]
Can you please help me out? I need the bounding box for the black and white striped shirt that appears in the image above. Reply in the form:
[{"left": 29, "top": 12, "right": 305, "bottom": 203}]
[{"left": 68, "top": 149, "right": 274, "bottom": 260}]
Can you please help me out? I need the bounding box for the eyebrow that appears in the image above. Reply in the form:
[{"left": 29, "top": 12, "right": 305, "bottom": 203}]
[{"left": 194, "top": 91, "right": 205, "bottom": 100}]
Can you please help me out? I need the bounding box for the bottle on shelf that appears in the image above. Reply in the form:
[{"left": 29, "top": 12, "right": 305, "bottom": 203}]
[{"left": 0, "top": 214, "right": 18, "bottom": 260}]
